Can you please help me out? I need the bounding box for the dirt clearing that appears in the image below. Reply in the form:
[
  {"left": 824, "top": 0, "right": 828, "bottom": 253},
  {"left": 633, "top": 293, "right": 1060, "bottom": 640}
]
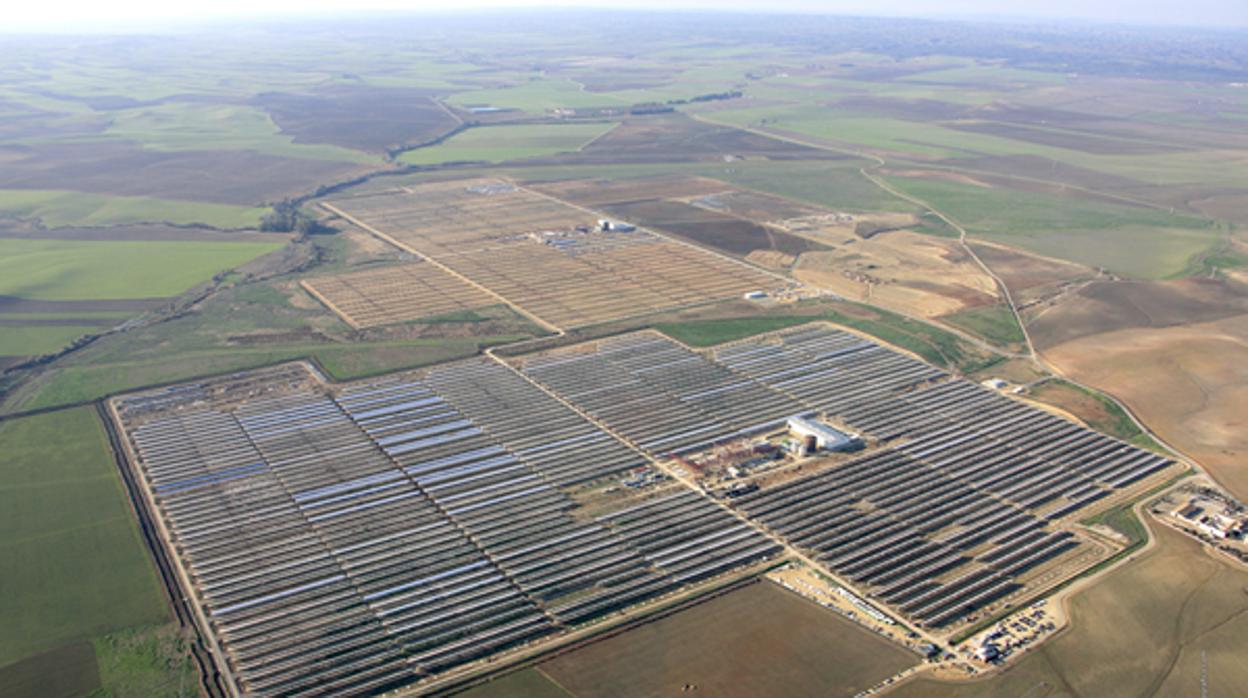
[
  {"left": 792, "top": 230, "right": 998, "bottom": 317},
  {"left": 539, "top": 580, "right": 917, "bottom": 698},
  {"left": 1043, "top": 313, "right": 1248, "bottom": 499}
]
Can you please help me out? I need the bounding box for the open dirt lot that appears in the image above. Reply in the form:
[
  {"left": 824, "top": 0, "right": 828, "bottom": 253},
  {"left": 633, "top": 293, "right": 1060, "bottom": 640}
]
[
  {"left": 1028, "top": 277, "right": 1248, "bottom": 349},
  {"left": 792, "top": 230, "right": 998, "bottom": 317},
  {"left": 301, "top": 261, "right": 500, "bottom": 328},
  {"left": 968, "top": 241, "right": 1095, "bottom": 306},
  {"left": 1042, "top": 313, "right": 1248, "bottom": 499},
  {"left": 539, "top": 580, "right": 917, "bottom": 698}
]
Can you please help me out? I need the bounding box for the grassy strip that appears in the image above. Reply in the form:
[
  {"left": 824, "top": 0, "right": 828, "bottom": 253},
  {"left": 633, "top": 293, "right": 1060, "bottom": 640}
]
[
  {"left": 939, "top": 304, "right": 1026, "bottom": 350},
  {"left": 0, "top": 189, "right": 267, "bottom": 229},
  {"left": 653, "top": 301, "right": 999, "bottom": 374},
  {"left": 9, "top": 336, "right": 531, "bottom": 414},
  {"left": 90, "top": 624, "right": 197, "bottom": 698},
  {"left": 822, "top": 302, "right": 998, "bottom": 373},
  {"left": 654, "top": 316, "right": 816, "bottom": 347}
]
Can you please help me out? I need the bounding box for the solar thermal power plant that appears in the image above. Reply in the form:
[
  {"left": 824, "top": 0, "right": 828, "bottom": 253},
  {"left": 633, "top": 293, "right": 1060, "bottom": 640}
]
[
  {"left": 113, "top": 360, "right": 780, "bottom": 697},
  {"left": 719, "top": 326, "right": 1173, "bottom": 626},
  {"left": 321, "top": 179, "right": 786, "bottom": 330},
  {"left": 518, "top": 326, "right": 1174, "bottom": 628},
  {"left": 109, "top": 322, "right": 1176, "bottom": 696}
]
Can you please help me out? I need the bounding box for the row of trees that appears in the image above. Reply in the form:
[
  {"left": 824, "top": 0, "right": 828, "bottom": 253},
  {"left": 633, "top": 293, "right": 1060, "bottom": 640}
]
[{"left": 259, "top": 200, "right": 330, "bottom": 234}]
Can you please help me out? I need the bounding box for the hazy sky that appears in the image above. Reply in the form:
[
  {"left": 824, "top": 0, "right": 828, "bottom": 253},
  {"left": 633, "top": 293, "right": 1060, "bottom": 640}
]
[{"left": 6, "top": 0, "right": 1248, "bottom": 30}]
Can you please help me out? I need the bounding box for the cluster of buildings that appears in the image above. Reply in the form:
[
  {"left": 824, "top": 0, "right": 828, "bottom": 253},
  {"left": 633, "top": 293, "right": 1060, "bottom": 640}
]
[{"left": 1175, "top": 501, "right": 1245, "bottom": 540}]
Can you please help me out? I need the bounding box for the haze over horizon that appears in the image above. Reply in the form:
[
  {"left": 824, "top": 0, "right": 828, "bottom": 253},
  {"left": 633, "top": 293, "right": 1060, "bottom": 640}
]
[{"left": 5, "top": 0, "right": 1248, "bottom": 32}]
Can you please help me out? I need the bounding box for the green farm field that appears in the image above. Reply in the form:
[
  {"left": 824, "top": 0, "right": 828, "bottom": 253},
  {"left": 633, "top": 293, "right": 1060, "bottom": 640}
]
[
  {"left": 103, "top": 103, "right": 381, "bottom": 164},
  {"left": 448, "top": 78, "right": 627, "bottom": 113},
  {"left": 0, "top": 407, "right": 167, "bottom": 668},
  {"left": 0, "top": 238, "right": 284, "bottom": 300},
  {"left": 0, "top": 273, "right": 543, "bottom": 414},
  {"left": 0, "top": 189, "right": 268, "bottom": 229},
  {"left": 400, "top": 122, "right": 617, "bottom": 165},
  {"left": 0, "top": 324, "right": 102, "bottom": 357},
  {"left": 939, "top": 304, "right": 1026, "bottom": 350},
  {"left": 880, "top": 176, "right": 1219, "bottom": 277}
]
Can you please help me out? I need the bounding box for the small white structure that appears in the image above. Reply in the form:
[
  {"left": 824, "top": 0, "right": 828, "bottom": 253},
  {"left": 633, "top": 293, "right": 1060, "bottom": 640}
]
[
  {"left": 743, "top": 290, "right": 768, "bottom": 301},
  {"left": 981, "top": 378, "right": 1008, "bottom": 390},
  {"left": 597, "top": 219, "right": 636, "bottom": 232},
  {"left": 975, "top": 642, "right": 1001, "bottom": 662},
  {"left": 786, "top": 416, "right": 860, "bottom": 452}
]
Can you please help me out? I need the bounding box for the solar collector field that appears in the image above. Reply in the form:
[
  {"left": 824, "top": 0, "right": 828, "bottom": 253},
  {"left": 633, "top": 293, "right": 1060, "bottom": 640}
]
[
  {"left": 718, "top": 326, "right": 1170, "bottom": 627},
  {"left": 520, "top": 333, "right": 804, "bottom": 456},
  {"left": 324, "top": 180, "right": 785, "bottom": 330},
  {"left": 115, "top": 320, "right": 1176, "bottom": 694},
  {"left": 301, "top": 262, "right": 499, "bottom": 329},
  {"left": 118, "top": 360, "right": 779, "bottom": 696},
  {"left": 519, "top": 326, "right": 1172, "bottom": 628}
]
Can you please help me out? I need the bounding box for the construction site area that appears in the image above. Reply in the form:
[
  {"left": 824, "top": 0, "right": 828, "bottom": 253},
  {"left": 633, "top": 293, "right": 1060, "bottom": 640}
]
[
  {"left": 315, "top": 179, "right": 789, "bottom": 331},
  {"left": 105, "top": 321, "right": 1180, "bottom": 697}
]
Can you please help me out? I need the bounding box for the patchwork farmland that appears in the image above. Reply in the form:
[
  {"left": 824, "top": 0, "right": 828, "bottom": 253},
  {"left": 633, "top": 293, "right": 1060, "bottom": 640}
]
[
  {"left": 106, "top": 320, "right": 1179, "bottom": 696},
  {"left": 321, "top": 179, "right": 786, "bottom": 330}
]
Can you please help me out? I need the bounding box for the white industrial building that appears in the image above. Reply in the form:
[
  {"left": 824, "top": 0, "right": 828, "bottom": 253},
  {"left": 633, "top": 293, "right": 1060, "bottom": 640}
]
[
  {"left": 597, "top": 219, "right": 636, "bottom": 232},
  {"left": 786, "top": 415, "right": 861, "bottom": 452}
]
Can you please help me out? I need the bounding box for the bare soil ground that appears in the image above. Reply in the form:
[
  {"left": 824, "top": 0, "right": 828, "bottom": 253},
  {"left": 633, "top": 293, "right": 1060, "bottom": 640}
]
[
  {"left": 253, "top": 85, "right": 459, "bottom": 153},
  {"left": 539, "top": 580, "right": 917, "bottom": 698},
  {"left": 0, "top": 142, "right": 366, "bottom": 205},
  {"left": 792, "top": 230, "right": 998, "bottom": 317},
  {"left": 1028, "top": 277, "right": 1248, "bottom": 349},
  {"left": 968, "top": 241, "right": 1093, "bottom": 298},
  {"left": 1043, "top": 313, "right": 1248, "bottom": 499},
  {"left": 744, "top": 249, "right": 796, "bottom": 270}
]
